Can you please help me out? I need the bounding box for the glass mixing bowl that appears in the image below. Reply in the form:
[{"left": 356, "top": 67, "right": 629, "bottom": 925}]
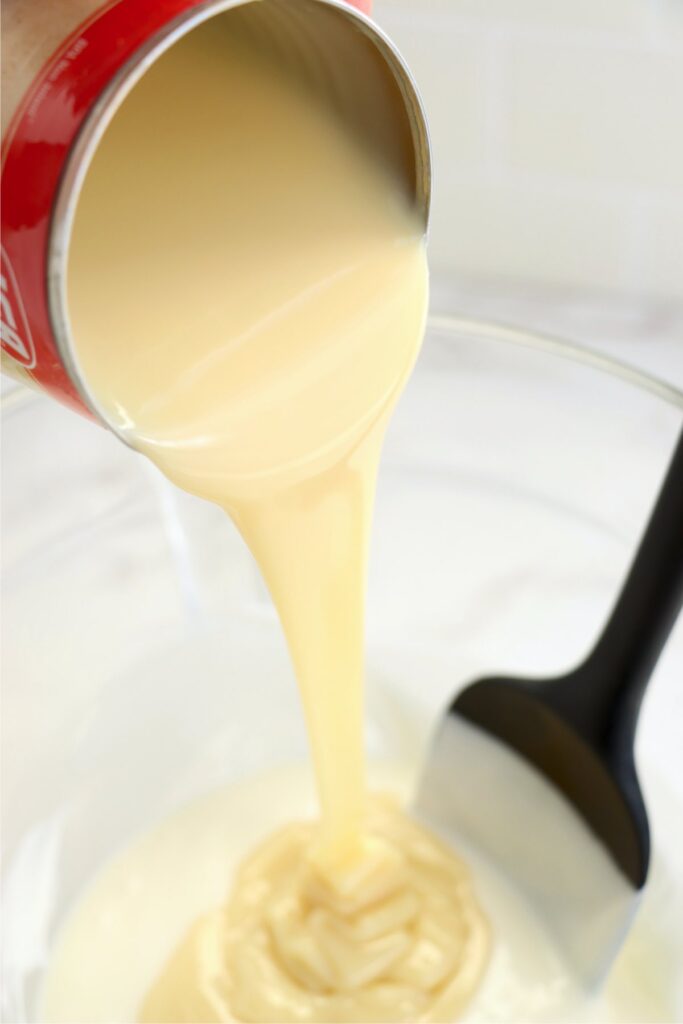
[{"left": 2, "top": 320, "right": 683, "bottom": 1021}]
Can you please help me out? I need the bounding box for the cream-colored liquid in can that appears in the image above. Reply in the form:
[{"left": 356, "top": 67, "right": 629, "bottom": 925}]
[{"left": 51, "top": 8, "right": 489, "bottom": 1021}]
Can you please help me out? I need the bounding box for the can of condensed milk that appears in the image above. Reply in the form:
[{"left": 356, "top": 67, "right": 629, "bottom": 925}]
[{"left": 1, "top": 0, "right": 430, "bottom": 429}]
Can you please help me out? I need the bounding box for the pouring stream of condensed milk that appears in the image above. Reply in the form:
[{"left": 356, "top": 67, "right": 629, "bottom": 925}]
[{"left": 66, "top": 7, "right": 489, "bottom": 1020}]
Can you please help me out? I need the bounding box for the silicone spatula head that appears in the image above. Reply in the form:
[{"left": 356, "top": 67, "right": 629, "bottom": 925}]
[
  {"left": 416, "top": 709, "right": 641, "bottom": 987},
  {"left": 417, "top": 427, "right": 683, "bottom": 986}
]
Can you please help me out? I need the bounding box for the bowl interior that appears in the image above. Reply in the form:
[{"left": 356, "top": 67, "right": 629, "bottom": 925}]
[{"left": 2, "top": 321, "right": 683, "bottom": 1020}]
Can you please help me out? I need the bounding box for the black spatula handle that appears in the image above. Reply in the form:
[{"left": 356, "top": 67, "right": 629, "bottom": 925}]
[
  {"left": 550, "top": 426, "right": 683, "bottom": 749},
  {"left": 452, "top": 426, "right": 683, "bottom": 889}
]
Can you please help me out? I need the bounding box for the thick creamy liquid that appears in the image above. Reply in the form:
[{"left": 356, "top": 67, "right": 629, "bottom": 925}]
[
  {"left": 39, "top": 765, "right": 645, "bottom": 1024},
  {"left": 39, "top": 765, "right": 676, "bottom": 1024},
  {"left": 64, "top": 8, "right": 488, "bottom": 1021},
  {"left": 140, "top": 795, "right": 489, "bottom": 1023}
]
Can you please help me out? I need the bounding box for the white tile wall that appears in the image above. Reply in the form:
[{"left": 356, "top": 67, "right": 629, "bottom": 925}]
[
  {"left": 656, "top": 0, "right": 683, "bottom": 42},
  {"left": 412, "top": 0, "right": 655, "bottom": 36},
  {"left": 375, "top": 0, "right": 683, "bottom": 303},
  {"left": 639, "top": 199, "right": 683, "bottom": 297},
  {"left": 431, "top": 179, "right": 631, "bottom": 292},
  {"left": 504, "top": 44, "right": 683, "bottom": 190}
]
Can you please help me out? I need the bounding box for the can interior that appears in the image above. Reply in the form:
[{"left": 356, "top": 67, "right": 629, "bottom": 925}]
[{"left": 57, "top": 0, "right": 428, "bottom": 434}]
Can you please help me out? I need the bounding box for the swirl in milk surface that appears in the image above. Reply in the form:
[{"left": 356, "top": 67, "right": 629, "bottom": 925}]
[
  {"left": 64, "top": 7, "right": 489, "bottom": 1021},
  {"left": 140, "top": 797, "right": 489, "bottom": 1023}
]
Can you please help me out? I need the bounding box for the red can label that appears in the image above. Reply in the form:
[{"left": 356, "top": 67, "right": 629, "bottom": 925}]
[
  {"left": 1, "top": 0, "right": 219, "bottom": 416},
  {"left": 0, "top": 0, "right": 369, "bottom": 418},
  {"left": 1, "top": 246, "right": 36, "bottom": 369}
]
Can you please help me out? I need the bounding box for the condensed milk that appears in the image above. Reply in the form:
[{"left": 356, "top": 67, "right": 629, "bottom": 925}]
[{"left": 38, "top": 2, "right": 489, "bottom": 1020}]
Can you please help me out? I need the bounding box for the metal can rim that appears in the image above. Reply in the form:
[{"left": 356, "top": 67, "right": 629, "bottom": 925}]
[{"left": 46, "top": 0, "right": 432, "bottom": 440}]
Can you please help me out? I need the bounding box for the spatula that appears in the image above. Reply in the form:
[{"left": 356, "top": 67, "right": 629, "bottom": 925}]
[{"left": 416, "top": 427, "right": 683, "bottom": 985}]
